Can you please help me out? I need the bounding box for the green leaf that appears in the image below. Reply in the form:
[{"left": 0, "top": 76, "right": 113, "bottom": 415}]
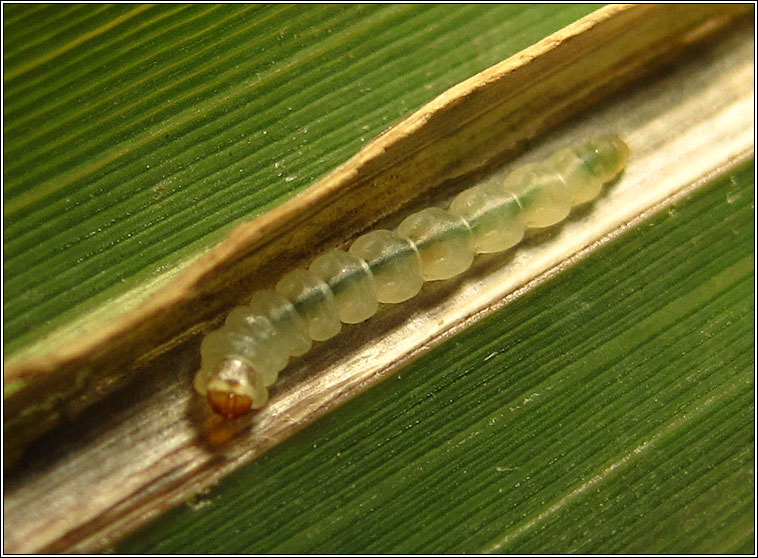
[
  {"left": 3, "top": 4, "right": 599, "bottom": 357},
  {"left": 116, "top": 161, "right": 754, "bottom": 554}
]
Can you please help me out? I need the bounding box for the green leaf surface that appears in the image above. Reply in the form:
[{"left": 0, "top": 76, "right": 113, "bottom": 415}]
[
  {"left": 3, "top": 4, "right": 599, "bottom": 356},
  {"left": 116, "top": 162, "right": 755, "bottom": 553}
]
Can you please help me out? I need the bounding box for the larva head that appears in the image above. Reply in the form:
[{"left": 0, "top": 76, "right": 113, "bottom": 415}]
[
  {"left": 204, "top": 358, "right": 266, "bottom": 419},
  {"left": 576, "top": 134, "right": 630, "bottom": 183}
]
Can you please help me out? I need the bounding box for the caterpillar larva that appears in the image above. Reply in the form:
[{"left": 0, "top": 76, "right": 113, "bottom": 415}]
[{"left": 194, "top": 135, "right": 630, "bottom": 418}]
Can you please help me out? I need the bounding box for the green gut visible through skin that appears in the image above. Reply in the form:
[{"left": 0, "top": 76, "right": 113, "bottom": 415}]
[
  {"left": 360, "top": 243, "right": 417, "bottom": 275},
  {"left": 324, "top": 263, "right": 371, "bottom": 297},
  {"left": 515, "top": 181, "right": 542, "bottom": 211},
  {"left": 291, "top": 283, "right": 331, "bottom": 315},
  {"left": 293, "top": 190, "right": 532, "bottom": 307}
]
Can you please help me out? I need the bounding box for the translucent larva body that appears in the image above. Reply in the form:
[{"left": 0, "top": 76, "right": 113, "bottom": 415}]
[{"left": 195, "top": 135, "right": 630, "bottom": 418}]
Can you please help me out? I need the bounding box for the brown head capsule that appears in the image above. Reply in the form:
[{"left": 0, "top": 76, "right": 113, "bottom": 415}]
[{"left": 203, "top": 358, "right": 265, "bottom": 419}]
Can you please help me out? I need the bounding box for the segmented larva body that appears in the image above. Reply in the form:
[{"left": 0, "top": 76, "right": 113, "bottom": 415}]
[{"left": 194, "top": 135, "right": 630, "bottom": 418}]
